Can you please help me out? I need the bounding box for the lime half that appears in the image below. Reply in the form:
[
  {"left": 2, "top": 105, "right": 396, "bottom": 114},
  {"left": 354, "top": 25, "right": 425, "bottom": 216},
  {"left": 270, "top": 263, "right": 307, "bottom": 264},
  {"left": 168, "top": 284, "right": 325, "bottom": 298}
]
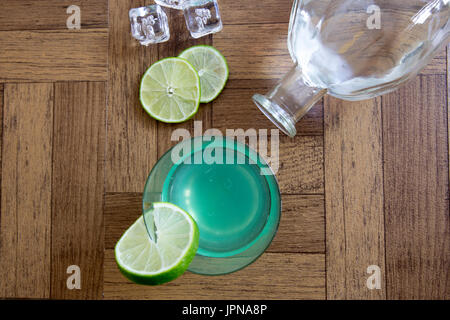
[
  {"left": 140, "top": 57, "right": 201, "bottom": 123},
  {"left": 179, "top": 45, "right": 229, "bottom": 103},
  {"left": 115, "top": 202, "right": 199, "bottom": 285}
]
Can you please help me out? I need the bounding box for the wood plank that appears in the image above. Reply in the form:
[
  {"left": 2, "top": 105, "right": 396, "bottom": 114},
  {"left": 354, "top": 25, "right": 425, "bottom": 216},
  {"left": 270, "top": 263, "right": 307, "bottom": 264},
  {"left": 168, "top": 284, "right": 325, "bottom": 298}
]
[
  {"left": 225, "top": 79, "right": 279, "bottom": 89},
  {"left": 106, "top": 0, "right": 158, "bottom": 192},
  {"left": 105, "top": 193, "right": 324, "bottom": 253},
  {"left": 51, "top": 82, "right": 105, "bottom": 299},
  {"left": 268, "top": 195, "right": 325, "bottom": 253},
  {"left": 0, "top": 0, "right": 108, "bottom": 31},
  {"left": 277, "top": 136, "right": 323, "bottom": 194},
  {"left": 0, "top": 84, "right": 2, "bottom": 194},
  {"left": 104, "top": 193, "right": 142, "bottom": 250},
  {"left": 104, "top": 250, "right": 325, "bottom": 299},
  {"left": 383, "top": 75, "right": 449, "bottom": 299},
  {"left": 324, "top": 97, "right": 386, "bottom": 299},
  {"left": 213, "top": 24, "right": 291, "bottom": 81},
  {"left": 226, "top": 79, "right": 280, "bottom": 91},
  {"left": 0, "top": 83, "right": 53, "bottom": 298},
  {"left": 0, "top": 29, "right": 108, "bottom": 82},
  {"left": 157, "top": 105, "right": 213, "bottom": 158},
  {"left": 221, "top": 0, "right": 291, "bottom": 25},
  {"left": 157, "top": 9, "right": 212, "bottom": 157},
  {"left": 212, "top": 87, "right": 323, "bottom": 135},
  {"left": 419, "top": 47, "right": 447, "bottom": 76}
]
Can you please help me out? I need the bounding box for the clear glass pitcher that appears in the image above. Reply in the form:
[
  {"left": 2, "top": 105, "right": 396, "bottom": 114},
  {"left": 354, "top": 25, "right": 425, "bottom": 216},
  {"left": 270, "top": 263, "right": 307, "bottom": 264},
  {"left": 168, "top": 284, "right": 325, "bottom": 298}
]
[{"left": 253, "top": 0, "right": 450, "bottom": 137}]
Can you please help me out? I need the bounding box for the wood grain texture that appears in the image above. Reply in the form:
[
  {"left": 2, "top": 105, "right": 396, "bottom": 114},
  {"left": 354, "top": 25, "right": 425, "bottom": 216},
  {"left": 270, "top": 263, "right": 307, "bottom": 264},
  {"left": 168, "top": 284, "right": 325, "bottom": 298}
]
[
  {"left": 0, "top": 83, "right": 53, "bottom": 298},
  {"left": 213, "top": 24, "right": 291, "bottom": 81},
  {"left": 269, "top": 195, "right": 325, "bottom": 253},
  {"left": 0, "top": 84, "right": 2, "bottom": 194},
  {"left": 106, "top": 0, "right": 158, "bottom": 192},
  {"left": 419, "top": 48, "right": 447, "bottom": 76},
  {"left": 104, "top": 250, "right": 325, "bottom": 300},
  {"left": 324, "top": 97, "right": 386, "bottom": 299},
  {"left": 105, "top": 193, "right": 325, "bottom": 253},
  {"left": 277, "top": 136, "right": 324, "bottom": 194},
  {"left": 224, "top": 79, "right": 280, "bottom": 89},
  {"left": 157, "top": 106, "right": 212, "bottom": 158},
  {"left": 157, "top": 9, "right": 212, "bottom": 158},
  {"left": 213, "top": 87, "right": 324, "bottom": 136},
  {"left": 383, "top": 75, "right": 449, "bottom": 299},
  {"left": 221, "top": 0, "right": 291, "bottom": 25},
  {"left": 104, "top": 193, "right": 142, "bottom": 250},
  {"left": 0, "top": 0, "right": 108, "bottom": 31},
  {"left": 0, "top": 29, "right": 108, "bottom": 82},
  {"left": 51, "top": 82, "right": 106, "bottom": 299}
]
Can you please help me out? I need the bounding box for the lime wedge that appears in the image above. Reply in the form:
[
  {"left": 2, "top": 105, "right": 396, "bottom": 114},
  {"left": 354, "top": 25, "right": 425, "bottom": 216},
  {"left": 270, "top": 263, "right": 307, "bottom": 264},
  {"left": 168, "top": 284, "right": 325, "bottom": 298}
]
[
  {"left": 179, "top": 45, "right": 229, "bottom": 103},
  {"left": 115, "top": 202, "right": 199, "bottom": 285},
  {"left": 140, "top": 57, "right": 201, "bottom": 123}
]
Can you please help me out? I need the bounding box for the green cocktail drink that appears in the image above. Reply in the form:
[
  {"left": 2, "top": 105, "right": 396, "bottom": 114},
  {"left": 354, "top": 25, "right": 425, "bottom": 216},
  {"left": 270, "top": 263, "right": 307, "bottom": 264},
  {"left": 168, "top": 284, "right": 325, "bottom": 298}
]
[{"left": 143, "top": 136, "right": 281, "bottom": 275}]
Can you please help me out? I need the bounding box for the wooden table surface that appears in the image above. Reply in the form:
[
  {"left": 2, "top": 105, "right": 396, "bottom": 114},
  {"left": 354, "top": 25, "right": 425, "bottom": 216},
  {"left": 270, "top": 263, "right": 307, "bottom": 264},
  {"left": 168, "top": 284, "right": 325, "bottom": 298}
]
[{"left": 0, "top": 0, "right": 448, "bottom": 300}]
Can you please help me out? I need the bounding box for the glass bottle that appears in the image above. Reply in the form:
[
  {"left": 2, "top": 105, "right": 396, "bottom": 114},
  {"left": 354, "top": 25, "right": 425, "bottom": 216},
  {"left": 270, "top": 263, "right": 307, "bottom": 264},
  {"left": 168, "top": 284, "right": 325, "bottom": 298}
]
[{"left": 253, "top": 0, "right": 450, "bottom": 137}]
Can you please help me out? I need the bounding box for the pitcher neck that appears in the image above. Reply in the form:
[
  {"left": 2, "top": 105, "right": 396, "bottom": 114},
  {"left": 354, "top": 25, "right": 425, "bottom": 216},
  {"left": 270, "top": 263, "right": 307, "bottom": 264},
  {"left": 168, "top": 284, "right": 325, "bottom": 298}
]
[{"left": 253, "top": 65, "right": 327, "bottom": 137}]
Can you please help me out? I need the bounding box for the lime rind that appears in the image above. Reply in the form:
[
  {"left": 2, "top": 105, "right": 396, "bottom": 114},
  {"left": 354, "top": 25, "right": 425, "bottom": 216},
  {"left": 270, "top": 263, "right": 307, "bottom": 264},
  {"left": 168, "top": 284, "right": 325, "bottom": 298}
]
[
  {"left": 115, "top": 202, "right": 199, "bottom": 285},
  {"left": 139, "top": 57, "right": 201, "bottom": 123},
  {"left": 179, "top": 45, "right": 229, "bottom": 103}
]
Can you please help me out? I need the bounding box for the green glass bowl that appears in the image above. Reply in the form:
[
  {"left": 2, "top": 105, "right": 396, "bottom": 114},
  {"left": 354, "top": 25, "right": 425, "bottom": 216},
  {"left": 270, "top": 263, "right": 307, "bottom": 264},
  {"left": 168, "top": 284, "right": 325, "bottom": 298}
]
[{"left": 143, "top": 136, "right": 281, "bottom": 275}]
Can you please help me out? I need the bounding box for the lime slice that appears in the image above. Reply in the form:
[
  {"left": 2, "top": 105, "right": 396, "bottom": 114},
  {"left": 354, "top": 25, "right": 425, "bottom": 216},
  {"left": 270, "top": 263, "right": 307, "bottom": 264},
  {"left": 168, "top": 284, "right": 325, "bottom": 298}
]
[
  {"left": 115, "top": 202, "right": 199, "bottom": 285},
  {"left": 140, "top": 57, "right": 201, "bottom": 123},
  {"left": 179, "top": 45, "right": 229, "bottom": 103}
]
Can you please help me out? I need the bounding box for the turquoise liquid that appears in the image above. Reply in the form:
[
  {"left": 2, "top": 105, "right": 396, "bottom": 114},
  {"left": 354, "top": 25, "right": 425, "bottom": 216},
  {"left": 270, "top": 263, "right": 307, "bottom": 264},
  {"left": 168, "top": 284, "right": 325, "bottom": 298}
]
[{"left": 162, "top": 147, "right": 272, "bottom": 258}]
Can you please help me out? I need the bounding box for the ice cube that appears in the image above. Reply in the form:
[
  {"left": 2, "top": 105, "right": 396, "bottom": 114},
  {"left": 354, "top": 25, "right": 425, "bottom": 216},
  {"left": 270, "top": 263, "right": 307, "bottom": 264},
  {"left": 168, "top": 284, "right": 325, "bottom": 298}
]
[
  {"left": 183, "top": 0, "right": 222, "bottom": 39},
  {"left": 155, "top": 0, "right": 185, "bottom": 10},
  {"left": 129, "top": 5, "right": 170, "bottom": 45}
]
